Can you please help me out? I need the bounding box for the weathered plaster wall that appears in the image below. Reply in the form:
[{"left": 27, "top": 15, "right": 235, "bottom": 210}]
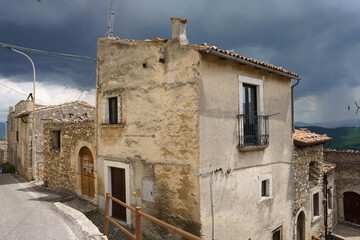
[
  {"left": 198, "top": 53, "right": 294, "bottom": 239},
  {"left": 97, "top": 39, "right": 201, "bottom": 239},
  {"left": 324, "top": 150, "right": 360, "bottom": 223},
  {"left": 43, "top": 121, "right": 95, "bottom": 197},
  {"left": 292, "top": 145, "right": 324, "bottom": 239}
]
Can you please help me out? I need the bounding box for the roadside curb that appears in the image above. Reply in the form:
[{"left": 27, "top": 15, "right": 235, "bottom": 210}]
[{"left": 53, "top": 202, "right": 108, "bottom": 240}]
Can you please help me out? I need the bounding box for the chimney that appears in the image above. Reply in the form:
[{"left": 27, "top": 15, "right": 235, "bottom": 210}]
[
  {"left": 170, "top": 17, "right": 188, "bottom": 45},
  {"left": 9, "top": 106, "right": 13, "bottom": 113}
]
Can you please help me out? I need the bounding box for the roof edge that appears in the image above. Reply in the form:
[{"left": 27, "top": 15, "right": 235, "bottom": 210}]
[{"left": 202, "top": 48, "right": 301, "bottom": 80}]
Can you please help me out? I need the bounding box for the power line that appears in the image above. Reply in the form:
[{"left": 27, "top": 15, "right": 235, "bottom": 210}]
[
  {"left": 78, "top": 68, "right": 96, "bottom": 100},
  {"left": 0, "top": 81, "right": 49, "bottom": 105},
  {"left": 0, "top": 42, "right": 97, "bottom": 63},
  {"left": 0, "top": 81, "right": 28, "bottom": 97}
]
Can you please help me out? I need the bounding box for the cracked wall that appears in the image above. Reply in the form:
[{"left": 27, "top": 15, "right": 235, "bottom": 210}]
[{"left": 97, "top": 39, "right": 201, "bottom": 239}]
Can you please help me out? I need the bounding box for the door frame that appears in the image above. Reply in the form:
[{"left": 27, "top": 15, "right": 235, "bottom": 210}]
[
  {"left": 338, "top": 188, "right": 360, "bottom": 223},
  {"left": 104, "top": 160, "right": 131, "bottom": 225},
  {"left": 75, "top": 142, "right": 97, "bottom": 202}
]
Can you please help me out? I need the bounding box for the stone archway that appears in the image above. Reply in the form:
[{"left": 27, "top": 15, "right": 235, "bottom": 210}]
[
  {"left": 344, "top": 191, "right": 360, "bottom": 224},
  {"left": 296, "top": 211, "right": 305, "bottom": 240},
  {"left": 79, "top": 146, "right": 95, "bottom": 198}
]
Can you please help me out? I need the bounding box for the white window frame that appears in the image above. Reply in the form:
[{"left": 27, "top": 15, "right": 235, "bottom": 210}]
[
  {"left": 238, "top": 76, "right": 265, "bottom": 146},
  {"left": 311, "top": 186, "right": 322, "bottom": 222},
  {"left": 258, "top": 174, "right": 273, "bottom": 203},
  {"left": 238, "top": 75, "right": 264, "bottom": 115},
  {"left": 103, "top": 95, "right": 122, "bottom": 124}
]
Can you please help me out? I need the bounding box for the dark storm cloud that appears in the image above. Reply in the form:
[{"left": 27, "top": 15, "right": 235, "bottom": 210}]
[{"left": 1, "top": 0, "right": 360, "bottom": 121}]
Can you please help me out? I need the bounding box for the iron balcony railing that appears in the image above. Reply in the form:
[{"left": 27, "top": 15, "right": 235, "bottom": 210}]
[{"left": 238, "top": 114, "right": 269, "bottom": 148}]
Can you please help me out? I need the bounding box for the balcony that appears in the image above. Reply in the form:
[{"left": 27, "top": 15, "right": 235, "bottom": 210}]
[{"left": 238, "top": 114, "right": 269, "bottom": 150}]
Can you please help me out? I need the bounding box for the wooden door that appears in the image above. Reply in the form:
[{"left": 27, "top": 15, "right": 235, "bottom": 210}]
[
  {"left": 80, "top": 147, "right": 95, "bottom": 198},
  {"left": 344, "top": 192, "right": 360, "bottom": 224},
  {"left": 111, "top": 167, "right": 126, "bottom": 222}
]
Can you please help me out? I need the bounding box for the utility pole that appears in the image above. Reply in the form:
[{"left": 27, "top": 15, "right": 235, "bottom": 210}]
[{"left": 4, "top": 47, "right": 36, "bottom": 179}]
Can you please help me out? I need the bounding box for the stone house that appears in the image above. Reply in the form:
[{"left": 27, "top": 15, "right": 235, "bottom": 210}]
[
  {"left": 324, "top": 150, "right": 360, "bottom": 226},
  {"left": 7, "top": 99, "right": 95, "bottom": 183},
  {"left": 96, "top": 18, "right": 302, "bottom": 239},
  {"left": 292, "top": 129, "right": 335, "bottom": 239},
  {"left": 42, "top": 119, "right": 96, "bottom": 200}
]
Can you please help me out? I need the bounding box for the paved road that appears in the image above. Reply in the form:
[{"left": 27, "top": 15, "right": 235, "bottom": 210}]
[{"left": 0, "top": 174, "right": 83, "bottom": 240}]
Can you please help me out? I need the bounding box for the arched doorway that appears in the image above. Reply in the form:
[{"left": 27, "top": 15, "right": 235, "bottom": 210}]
[
  {"left": 296, "top": 211, "right": 305, "bottom": 240},
  {"left": 80, "top": 147, "right": 95, "bottom": 198},
  {"left": 344, "top": 191, "right": 360, "bottom": 224}
]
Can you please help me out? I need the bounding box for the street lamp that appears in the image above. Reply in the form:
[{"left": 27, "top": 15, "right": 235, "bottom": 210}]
[{"left": 4, "top": 47, "right": 37, "bottom": 179}]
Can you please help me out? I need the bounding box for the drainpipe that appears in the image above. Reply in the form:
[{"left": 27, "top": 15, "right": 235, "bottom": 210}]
[
  {"left": 323, "top": 173, "right": 328, "bottom": 240},
  {"left": 291, "top": 79, "right": 300, "bottom": 132},
  {"left": 210, "top": 168, "right": 222, "bottom": 240}
]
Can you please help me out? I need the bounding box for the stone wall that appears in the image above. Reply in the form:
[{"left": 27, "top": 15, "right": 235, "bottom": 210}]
[
  {"left": 292, "top": 145, "right": 325, "bottom": 239},
  {"left": 7, "top": 100, "right": 95, "bottom": 181},
  {"left": 324, "top": 150, "right": 360, "bottom": 223},
  {"left": 43, "top": 120, "right": 95, "bottom": 195}
]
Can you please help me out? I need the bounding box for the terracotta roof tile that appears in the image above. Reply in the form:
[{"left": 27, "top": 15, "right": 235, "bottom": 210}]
[
  {"left": 202, "top": 44, "right": 299, "bottom": 78},
  {"left": 323, "top": 162, "right": 336, "bottom": 174},
  {"left": 293, "top": 128, "right": 332, "bottom": 147}
]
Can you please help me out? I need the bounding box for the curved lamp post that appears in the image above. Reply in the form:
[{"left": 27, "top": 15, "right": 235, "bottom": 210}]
[{"left": 6, "top": 47, "right": 37, "bottom": 179}]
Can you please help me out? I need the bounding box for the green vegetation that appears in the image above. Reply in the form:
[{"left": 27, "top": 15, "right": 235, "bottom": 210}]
[
  {"left": 296, "top": 126, "right": 360, "bottom": 151},
  {"left": 0, "top": 162, "right": 15, "bottom": 173}
]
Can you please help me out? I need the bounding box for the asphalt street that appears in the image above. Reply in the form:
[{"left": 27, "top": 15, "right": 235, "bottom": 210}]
[{"left": 0, "top": 174, "right": 83, "bottom": 240}]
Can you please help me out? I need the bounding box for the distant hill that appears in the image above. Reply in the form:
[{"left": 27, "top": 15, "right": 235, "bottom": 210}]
[
  {"left": 295, "top": 126, "right": 360, "bottom": 151},
  {"left": 0, "top": 123, "right": 5, "bottom": 141},
  {"left": 295, "top": 119, "right": 360, "bottom": 128}
]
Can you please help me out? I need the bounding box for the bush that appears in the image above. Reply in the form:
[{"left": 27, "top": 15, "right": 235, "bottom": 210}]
[{"left": 0, "top": 162, "right": 15, "bottom": 173}]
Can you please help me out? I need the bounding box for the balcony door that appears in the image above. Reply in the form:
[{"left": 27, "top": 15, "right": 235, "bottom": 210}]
[{"left": 243, "top": 84, "right": 258, "bottom": 146}]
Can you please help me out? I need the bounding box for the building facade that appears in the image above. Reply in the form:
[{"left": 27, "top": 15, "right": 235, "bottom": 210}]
[
  {"left": 7, "top": 100, "right": 95, "bottom": 182},
  {"left": 292, "top": 129, "right": 334, "bottom": 240},
  {"left": 42, "top": 120, "right": 96, "bottom": 200},
  {"left": 324, "top": 150, "right": 360, "bottom": 226},
  {"left": 96, "top": 18, "right": 301, "bottom": 239}
]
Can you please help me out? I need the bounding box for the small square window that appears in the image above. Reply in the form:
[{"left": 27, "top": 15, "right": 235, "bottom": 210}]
[
  {"left": 259, "top": 174, "right": 272, "bottom": 202},
  {"left": 272, "top": 227, "right": 282, "bottom": 240},
  {"left": 50, "top": 130, "right": 60, "bottom": 150}
]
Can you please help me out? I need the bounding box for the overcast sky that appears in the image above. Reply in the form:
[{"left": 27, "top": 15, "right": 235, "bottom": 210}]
[{"left": 1, "top": 0, "right": 360, "bottom": 123}]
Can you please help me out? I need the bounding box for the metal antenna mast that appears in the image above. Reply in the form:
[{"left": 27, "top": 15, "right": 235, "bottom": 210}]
[{"left": 106, "top": 0, "right": 114, "bottom": 38}]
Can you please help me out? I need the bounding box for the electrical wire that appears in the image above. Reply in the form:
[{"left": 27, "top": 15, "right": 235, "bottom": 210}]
[
  {"left": 77, "top": 68, "right": 96, "bottom": 100},
  {"left": 0, "top": 81, "right": 50, "bottom": 105},
  {"left": 0, "top": 42, "right": 97, "bottom": 63},
  {"left": 0, "top": 81, "right": 28, "bottom": 97}
]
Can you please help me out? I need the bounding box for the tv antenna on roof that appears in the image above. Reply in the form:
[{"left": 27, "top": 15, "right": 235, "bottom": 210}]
[{"left": 106, "top": 0, "right": 114, "bottom": 38}]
